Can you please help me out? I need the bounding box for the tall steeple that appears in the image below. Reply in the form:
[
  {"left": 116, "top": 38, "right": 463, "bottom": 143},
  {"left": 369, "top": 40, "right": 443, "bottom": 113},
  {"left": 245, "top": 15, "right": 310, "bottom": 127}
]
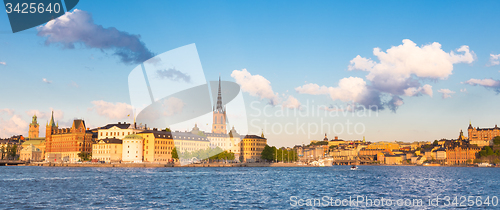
[
  {"left": 49, "top": 111, "right": 56, "bottom": 127},
  {"left": 215, "top": 76, "right": 224, "bottom": 113}
]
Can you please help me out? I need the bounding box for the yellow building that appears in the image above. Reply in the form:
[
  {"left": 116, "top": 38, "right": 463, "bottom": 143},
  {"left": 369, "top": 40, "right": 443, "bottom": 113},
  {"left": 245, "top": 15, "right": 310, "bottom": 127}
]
[
  {"left": 28, "top": 114, "right": 39, "bottom": 139},
  {"left": 19, "top": 144, "right": 42, "bottom": 162},
  {"left": 468, "top": 123, "right": 497, "bottom": 147},
  {"left": 92, "top": 138, "right": 123, "bottom": 163},
  {"left": 240, "top": 134, "right": 267, "bottom": 162},
  {"left": 138, "top": 129, "right": 174, "bottom": 163},
  {"left": 21, "top": 139, "right": 45, "bottom": 160},
  {"left": 366, "top": 142, "right": 400, "bottom": 151}
]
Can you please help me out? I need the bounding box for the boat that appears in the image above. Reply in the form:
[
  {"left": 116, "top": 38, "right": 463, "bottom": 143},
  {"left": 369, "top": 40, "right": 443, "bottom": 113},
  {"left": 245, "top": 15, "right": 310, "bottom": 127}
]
[
  {"left": 478, "top": 163, "right": 492, "bottom": 167},
  {"left": 350, "top": 165, "right": 358, "bottom": 170}
]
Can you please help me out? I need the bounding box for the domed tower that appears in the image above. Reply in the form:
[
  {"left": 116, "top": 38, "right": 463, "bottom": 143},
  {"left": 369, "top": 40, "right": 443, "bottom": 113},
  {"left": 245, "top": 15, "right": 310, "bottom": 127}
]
[
  {"left": 212, "top": 76, "right": 227, "bottom": 134},
  {"left": 29, "top": 114, "right": 39, "bottom": 138}
]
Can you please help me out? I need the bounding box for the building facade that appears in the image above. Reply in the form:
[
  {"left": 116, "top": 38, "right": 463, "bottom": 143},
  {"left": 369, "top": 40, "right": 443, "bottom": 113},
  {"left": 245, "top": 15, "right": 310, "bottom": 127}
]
[
  {"left": 19, "top": 144, "right": 42, "bottom": 162},
  {"left": 45, "top": 112, "right": 93, "bottom": 162},
  {"left": 173, "top": 131, "right": 210, "bottom": 154},
  {"left": 92, "top": 138, "right": 123, "bottom": 163},
  {"left": 122, "top": 134, "right": 143, "bottom": 163},
  {"left": 138, "top": 129, "right": 174, "bottom": 163},
  {"left": 240, "top": 134, "right": 267, "bottom": 162},
  {"left": 468, "top": 123, "right": 497, "bottom": 147},
  {"left": 97, "top": 122, "right": 143, "bottom": 140}
]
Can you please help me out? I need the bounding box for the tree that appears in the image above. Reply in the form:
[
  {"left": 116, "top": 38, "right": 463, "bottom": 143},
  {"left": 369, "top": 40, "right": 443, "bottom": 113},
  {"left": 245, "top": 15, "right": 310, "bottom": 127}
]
[
  {"left": 171, "top": 147, "right": 179, "bottom": 160},
  {"left": 77, "top": 152, "right": 91, "bottom": 161},
  {"left": 8, "top": 145, "right": 17, "bottom": 160},
  {"left": 494, "top": 136, "right": 500, "bottom": 145},
  {"left": 261, "top": 145, "right": 275, "bottom": 161},
  {"left": 165, "top": 127, "right": 172, "bottom": 132},
  {"left": 433, "top": 140, "right": 439, "bottom": 146},
  {"left": 0, "top": 146, "right": 5, "bottom": 160},
  {"left": 473, "top": 159, "right": 482, "bottom": 164},
  {"left": 466, "top": 159, "right": 472, "bottom": 164}
]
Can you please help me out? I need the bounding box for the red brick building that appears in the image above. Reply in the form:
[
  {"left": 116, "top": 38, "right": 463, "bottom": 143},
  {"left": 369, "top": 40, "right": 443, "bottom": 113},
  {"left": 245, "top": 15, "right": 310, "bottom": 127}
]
[{"left": 45, "top": 112, "right": 93, "bottom": 162}]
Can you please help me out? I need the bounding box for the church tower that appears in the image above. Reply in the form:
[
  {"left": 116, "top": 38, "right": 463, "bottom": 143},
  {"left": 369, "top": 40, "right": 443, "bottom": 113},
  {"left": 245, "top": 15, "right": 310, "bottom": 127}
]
[
  {"left": 45, "top": 111, "right": 58, "bottom": 154},
  {"left": 28, "top": 114, "right": 39, "bottom": 138},
  {"left": 212, "top": 77, "right": 227, "bottom": 134}
]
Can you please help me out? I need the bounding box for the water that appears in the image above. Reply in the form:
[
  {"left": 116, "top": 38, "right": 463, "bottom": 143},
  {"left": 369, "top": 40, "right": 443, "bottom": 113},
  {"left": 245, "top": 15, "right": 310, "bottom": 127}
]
[{"left": 0, "top": 166, "right": 499, "bottom": 209}]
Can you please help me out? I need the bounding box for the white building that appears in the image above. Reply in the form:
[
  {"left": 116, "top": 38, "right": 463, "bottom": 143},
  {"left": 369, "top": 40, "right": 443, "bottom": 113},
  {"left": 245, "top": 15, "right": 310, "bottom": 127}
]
[
  {"left": 173, "top": 131, "right": 210, "bottom": 154},
  {"left": 122, "top": 134, "right": 143, "bottom": 163},
  {"left": 97, "top": 122, "right": 144, "bottom": 140}
]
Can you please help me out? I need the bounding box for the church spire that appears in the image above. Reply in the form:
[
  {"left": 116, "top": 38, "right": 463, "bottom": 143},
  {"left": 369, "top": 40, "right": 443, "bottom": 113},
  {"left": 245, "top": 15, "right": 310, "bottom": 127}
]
[
  {"left": 216, "top": 76, "right": 224, "bottom": 112},
  {"left": 49, "top": 111, "right": 56, "bottom": 127}
]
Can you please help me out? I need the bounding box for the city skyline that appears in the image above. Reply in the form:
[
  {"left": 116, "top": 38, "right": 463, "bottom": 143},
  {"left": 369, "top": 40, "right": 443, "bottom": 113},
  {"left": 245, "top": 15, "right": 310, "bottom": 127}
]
[{"left": 1, "top": 1, "right": 500, "bottom": 147}]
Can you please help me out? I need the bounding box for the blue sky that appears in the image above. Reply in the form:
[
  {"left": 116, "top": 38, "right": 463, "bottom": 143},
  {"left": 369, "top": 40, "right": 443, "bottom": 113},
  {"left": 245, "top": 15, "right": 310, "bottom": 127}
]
[{"left": 1, "top": 1, "right": 500, "bottom": 147}]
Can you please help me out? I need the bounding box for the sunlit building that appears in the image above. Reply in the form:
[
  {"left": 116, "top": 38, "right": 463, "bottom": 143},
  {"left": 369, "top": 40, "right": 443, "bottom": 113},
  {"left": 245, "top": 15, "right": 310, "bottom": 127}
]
[
  {"left": 45, "top": 112, "right": 93, "bottom": 162},
  {"left": 122, "top": 134, "right": 143, "bottom": 163},
  {"left": 240, "top": 133, "right": 267, "bottom": 162},
  {"left": 138, "top": 129, "right": 174, "bottom": 163},
  {"left": 468, "top": 123, "right": 497, "bottom": 147},
  {"left": 92, "top": 138, "right": 123, "bottom": 163}
]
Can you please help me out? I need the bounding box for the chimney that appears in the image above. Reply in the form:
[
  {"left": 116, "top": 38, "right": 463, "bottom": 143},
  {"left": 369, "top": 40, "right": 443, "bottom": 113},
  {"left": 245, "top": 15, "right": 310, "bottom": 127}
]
[
  {"left": 118, "top": 122, "right": 121, "bottom": 124},
  {"left": 335, "top": 136, "right": 338, "bottom": 140}
]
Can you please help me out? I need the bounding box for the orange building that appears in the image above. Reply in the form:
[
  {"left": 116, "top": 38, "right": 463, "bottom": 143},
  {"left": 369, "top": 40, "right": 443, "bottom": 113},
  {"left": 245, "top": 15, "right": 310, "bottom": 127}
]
[
  {"left": 28, "top": 114, "right": 39, "bottom": 139},
  {"left": 45, "top": 112, "right": 93, "bottom": 162},
  {"left": 468, "top": 123, "right": 498, "bottom": 147},
  {"left": 445, "top": 131, "right": 480, "bottom": 165}
]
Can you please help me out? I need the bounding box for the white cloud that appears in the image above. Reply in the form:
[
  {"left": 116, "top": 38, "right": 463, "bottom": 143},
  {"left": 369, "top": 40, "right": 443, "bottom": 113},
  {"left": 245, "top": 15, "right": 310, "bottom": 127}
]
[
  {"left": 89, "top": 100, "right": 133, "bottom": 120},
  {"left": 281, "top": 95, "right": 301, "bottom": 109},
  {"left": 460, "top": 88, "right": 467, "bottom": 93},
  {"left": 0, "top": 62, "right": 6, "bottom": 65},
  {"left": 296, "top": 77, "right": 383, "bottom": 110},
  {"left": 437, "top": 89, "right": 455, "bottom": 99},
  {"left": 231, "top": 69, "right": 280, "bottom": 105},
  {"left": 403, "top": 84, "right": 433, "bottom": 97},
  {"left": 349, "top": 39, "right": 475, "bottom": 95},
  {"left": 0, "top": 110, "right": 28, "bottom": 138},
  {"left": 464, "top": 78, "right": 500, "bottom": 93},
  {"left": 70, "top": 81, "right": 79, "bottom": 88},
  {"left": 488, "top": 54, "right": 500, "bottom": 66},
  {"left": 161, "top": 97, "right": 185, "bottom": 116},
  {"left": 42, "top": 78, "right": 52, "bottom": 84}
]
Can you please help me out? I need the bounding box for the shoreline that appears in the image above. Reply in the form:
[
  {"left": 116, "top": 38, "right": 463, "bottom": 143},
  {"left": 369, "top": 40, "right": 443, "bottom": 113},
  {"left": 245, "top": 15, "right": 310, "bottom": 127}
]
[{"left": 12, "top": 162, "right": 498, "bottom": 168}]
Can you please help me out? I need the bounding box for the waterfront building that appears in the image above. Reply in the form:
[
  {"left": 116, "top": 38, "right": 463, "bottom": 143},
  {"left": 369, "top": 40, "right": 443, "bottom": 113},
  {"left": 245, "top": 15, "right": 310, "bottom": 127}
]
[
  {"left": 138, "top": 129, "right": 174, "bottom": 163},
  {"left": 21, "top": 139, "right": 45, "bottom": 160},
  {"left": 173, "top": 131, "right": 210, "bottom": 154},
  {"left": 468, "top": 123, "right": 497, "bottom": 147},
  {"left": 45, "top": 112, "right": 93, "bottom": 162},
  {"left": 122, "top": 134, "right": 143, "bottom": 163},
  {"left": 97, "top": 122, "right": 143, "bottom": 140},
  {"left": 240, "top": 133, "right": 267, "bottom": 162},
  {"left": 445, "top": 130, "right": 480, "bottom": 165},
  {"left": 28, "top": 114, "right": 39, "bottom": 139},
  {"left": 19, "top": 144, "right": 42, "bottom": 162},
  {"left": 384, "top": 155, "right": 404, "bottom": 165},
  {"left": 328, "top": 136, "right": 345, "bottom": 147},
  {"left": 92, "top": 138, "right": 123, "bottom": 163}
]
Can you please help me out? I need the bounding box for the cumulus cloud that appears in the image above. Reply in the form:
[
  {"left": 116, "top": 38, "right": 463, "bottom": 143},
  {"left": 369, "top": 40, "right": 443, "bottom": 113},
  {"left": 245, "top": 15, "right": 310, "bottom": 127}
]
[
  {"left": 403, "top": 84, "right": 433, "bottom": 97},
  {"left": 37, "top": 9, "right": 154, "bottom": 65},
  {"left": 460, "top": 88, "right": 467, "bottom": 93},
  {"left": 156, "top": 68, "right": 191, "bottom": 83},
  {"left": 89, "top": 100, "right": 133, "bottom": 119},
  {"left": 464, "top": 78, "right": 500, "bottom": 93},
  {"left": 0, "top": 109, "right": 28, "bottom": 138},
  {"left": 296, "top": 77, "right": 383, "bottom": 110},
  {"left": 349, "top": 39, "right": 474, "bottom": 96},
  {"left": 42, "top": 78, "right": 52, "bottom": 84},
  {"left": 281, "top": 95, "right": 301, "bottom": 109},
  {"left": 231, "top": 69, "right": 280, "bottom": 105},
  {"left": 488, "top": 54, "right": 500, "bottom": 66},
  {"left": 437, "top": 89, "right": 455, "bottom": 99},
  {"left": 0, "top": 62, "right": 6, "bottom": 65},
  {"left": 161, "top": 97, "right": 185, "bottom": 116}
]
